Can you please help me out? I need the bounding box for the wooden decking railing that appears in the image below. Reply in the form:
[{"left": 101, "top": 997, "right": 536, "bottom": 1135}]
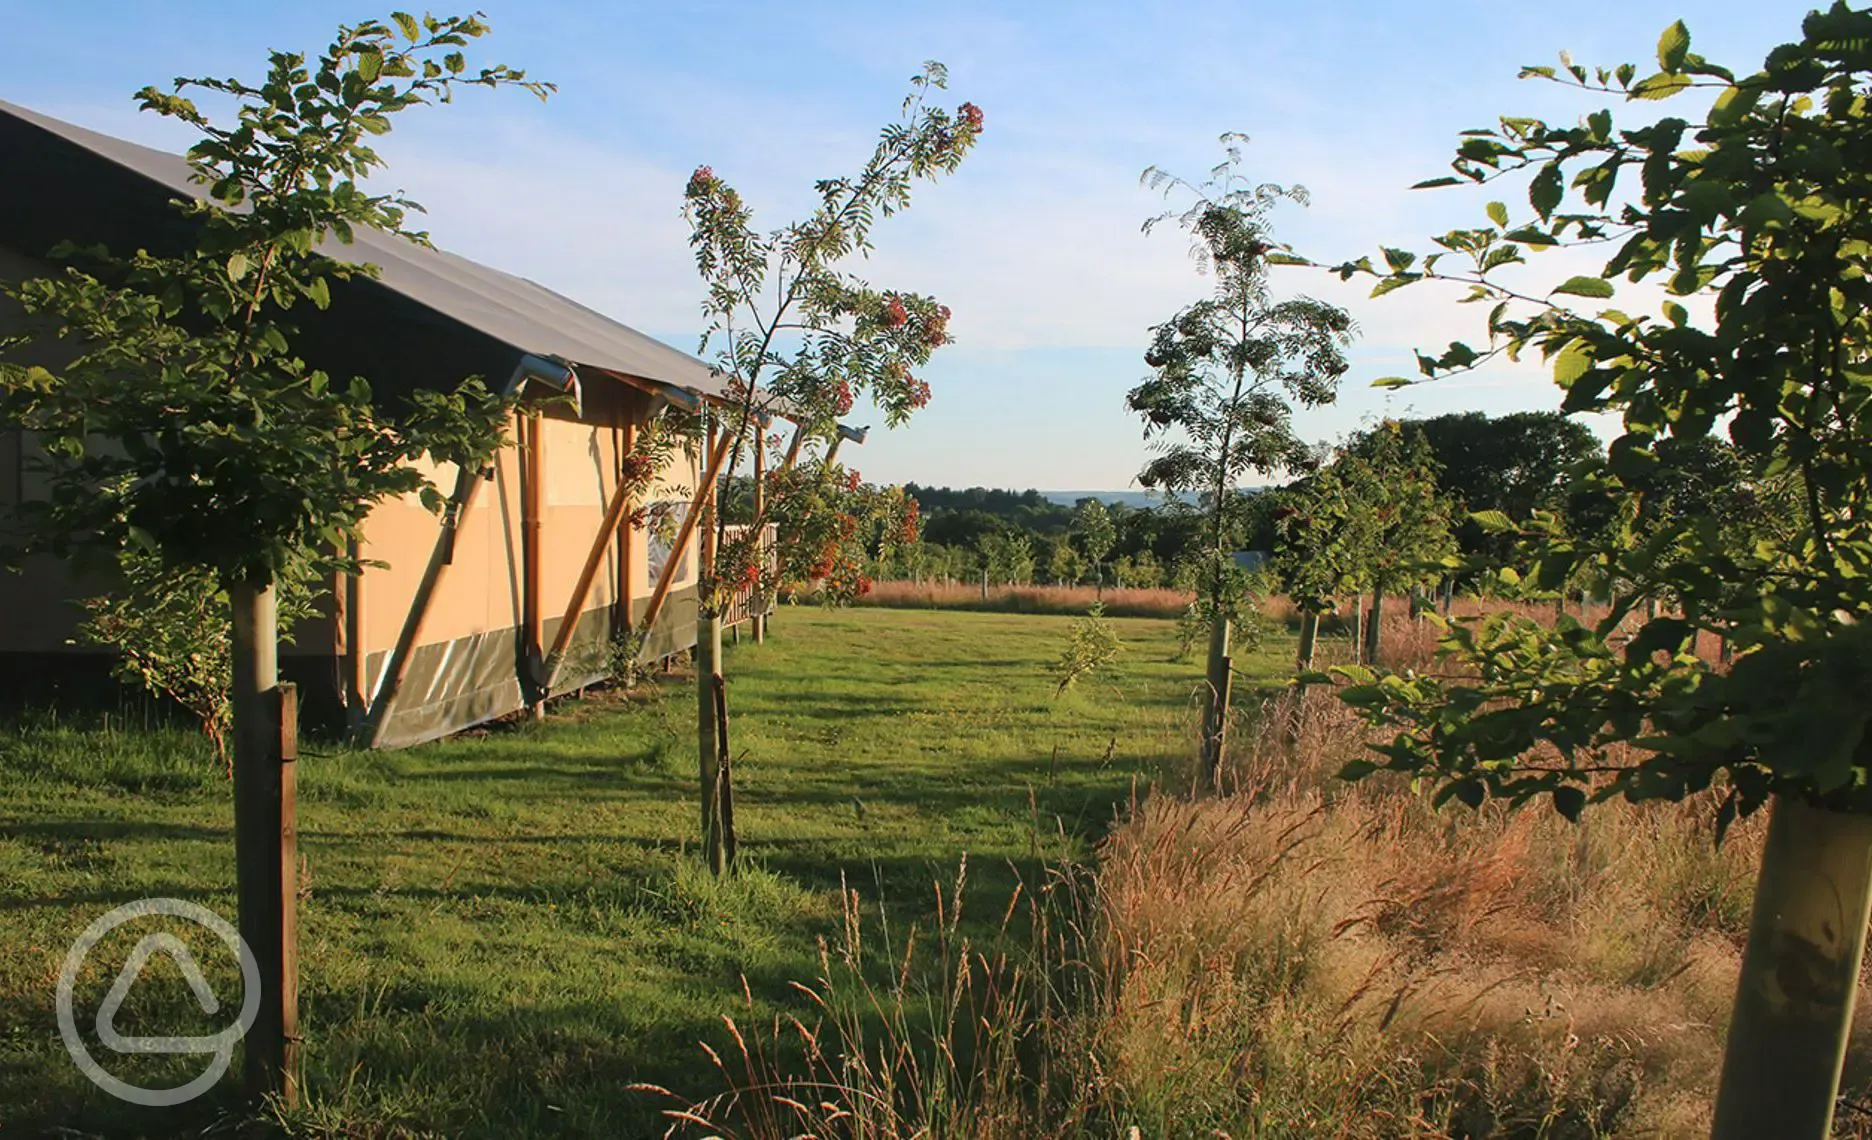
[{"left": 721, "top": 523, "right": 778, "bottom": 628}]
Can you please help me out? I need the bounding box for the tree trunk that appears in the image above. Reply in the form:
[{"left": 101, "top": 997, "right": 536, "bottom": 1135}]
[
  {"left": 713, "top": 668, "right": 736, "bottom": 872},
  {"left": 1364, "top": 591, "right": 1385, "bottom": 668},
  {"left": 1442, "top": 578, "right": 1454, "bottom": 618},
  {"left": 696, "top": 609, "right": 728, "bottom": 876},
  {"left": 1712, "top": 794, "right": 1872, "bottom": 1139},
  {"left": 1199, "top": 617, "right": 1232, "bottom": 793},
  {"left": 229, "top": 578, "right": 298, "bottom": 1105},
  {"left": 1287, "top": 610, "right": 1320, "bottom": 746},
  {"left": 981, "top": 568, "right": 989, "bottom": 602}
]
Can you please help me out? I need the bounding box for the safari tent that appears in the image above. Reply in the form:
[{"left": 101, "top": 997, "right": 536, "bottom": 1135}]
[{"left": 0, "top": 99, "right": 786, "bottom": 748}]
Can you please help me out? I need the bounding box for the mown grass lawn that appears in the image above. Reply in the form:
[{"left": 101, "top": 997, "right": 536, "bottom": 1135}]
[{"left": 0, "top": 607, "right": 1289, "bottom": 1138}]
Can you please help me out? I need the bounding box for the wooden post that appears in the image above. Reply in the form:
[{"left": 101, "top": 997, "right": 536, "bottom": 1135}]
[
  {"left": 274, "top": 683, "right": 298, "bottom": 1104},
  {"left": 696, "top": 616, "right": 724, "bottom": 875},
  {"left": 520, "top": 411, "right": 547, "bottom": 718},
  {"left": 1352, "top": 593, "right": 1365, "bottom": 665},
  {"left": 752, "top": 428, "right": 767, "bottom": 644},
  {"left": 230, "top": 580, "right": 296, "bottom": 1104},
  {"left": 713, "top": 672, "right": 736, "bottom": 871},
  {"left": 1297, "top": 610, "right": 1320, "bottom": 671},
  {"left": 1712, "top": 795, "right": 1872, "bottom": 1139},
  {"left": 341, "top": 539, "right": 366, "bottom": 734},
  {"left": 1199, "top": 616, "right": 1231, "bottom": 793},
  {"left": 696, "top": 413, "right": 729, "bottom": 875},
  {"left": 1364, "top": 590, "right": 1385, "bottom": 668},
  {"left": 1288, "top": 610, "right": 1321, "bottom": 746},
  {"left": 616, "top": 421, "right": 635, "bottom": 634}
]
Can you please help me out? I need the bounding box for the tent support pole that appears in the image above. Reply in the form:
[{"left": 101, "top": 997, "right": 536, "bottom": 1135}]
[
  {"left": 636, "top": 426, "right": 736, "bottom": 642},
  {"left": 359, "top": 465, "right": 483, "bottom": 749},
  {"left": 543, "top": 456, "right": 640, "bottom": 694}
]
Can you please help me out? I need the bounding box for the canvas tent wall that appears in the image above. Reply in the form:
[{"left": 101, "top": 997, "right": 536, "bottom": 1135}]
[{"left": 0, "top": 99, "right": 770, "bottom": 746}]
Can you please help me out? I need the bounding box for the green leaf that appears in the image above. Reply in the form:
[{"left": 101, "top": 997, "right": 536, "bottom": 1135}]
[
  {"left": 1470, "top": 509, "right": 1516, "bottom": 534},
  {"left": 1553, "top": 341, "right": 1592, "bottom": 387},
  {"left": 1338, "top": 759, "right": 1378, "bottom": 781},
  {"left": 1412, "top": 176, "right": 1463, "bottom": 189},
  {"left": 392, "top": 11, "right": 422, "bottom": 39},
  {"left": 306, "top": 277, "right": 332, "bottom": 310},
  {"left": 226, "top": 252, "right": 250, "bottom": 282},
  {"left": 1657, "top": 20, "right": 1691, "bottom": 73},
  {"left": 1530, "top": 164, "right": 1564, "bottom": 219},
  {"left": 1631, "top": 72, "right": 1693, "bottom": 100},
  {"left": 1552, "top": 275, "right": 1614, "bottom": 299},
  {"left": 1371, "top": 376, "right": 1414, "bottom": 389},
  {"left": 1370, "top": 274, "right": 1421, "bottom": 299},
  {"left": 1485, "top": 201, "right": 1509, "bottom": 227},
  {"left": 1709, "top": 83, "right": 1762, "bottom": 129},
  {"left": 1552, "top": 786, "right": 1586, "bottom": 822},
  {"left": 356, "top": 48, "right": 384, "bottom": 84}
]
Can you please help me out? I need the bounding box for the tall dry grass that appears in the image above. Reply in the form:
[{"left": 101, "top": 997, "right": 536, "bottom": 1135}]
[
  {"left": 854, "top": 580, "right": 1193, "bottom": 620},
  {"left": 652, "top": 601, "right": 1872, "bottom": 1138}
]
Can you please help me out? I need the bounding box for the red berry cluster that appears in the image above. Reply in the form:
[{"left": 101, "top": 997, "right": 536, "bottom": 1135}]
[
  {"left": 808, "top": 540, "right": 840, "bottom": 580},
  {"left": 844, "top": 468, "right": 863, "bottom": 492},
  {"left": 909, "top": 379, "right": 932, "bottom": 408},
  {"left": 923, "top": 304, "right": 951, "bottom": 348},
  {"left": 832, "top": 379, "right": 855, "bottom": 416},
  {"left": 686, "top": 165, "right": 717, "bottom": 197},
  {"left": 620, "top": 453, "right": 657, "bottom": 485},
  {"left": 884, "top": 295, "right": 909, "bottom": 329},
  {"left": 898, "top": 498, "right": 921, "bottom": 544},
  {"left": 959, "top": 103, "right": 984, "bottom": 131}
]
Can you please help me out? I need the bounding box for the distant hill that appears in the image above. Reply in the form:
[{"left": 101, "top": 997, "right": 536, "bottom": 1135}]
[{"left": 1039, "top": 490, "right": 1199, "bottom": 509}]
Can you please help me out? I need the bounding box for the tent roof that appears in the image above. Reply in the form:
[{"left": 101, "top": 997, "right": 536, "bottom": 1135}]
[{"left": 0, "top": 99, "right": 726, "bottom": 399}]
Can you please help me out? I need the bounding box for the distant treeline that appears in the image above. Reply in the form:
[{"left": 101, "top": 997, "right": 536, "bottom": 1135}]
[{"left": 724, "top": 409, "right": 1744, "bottom": 593}]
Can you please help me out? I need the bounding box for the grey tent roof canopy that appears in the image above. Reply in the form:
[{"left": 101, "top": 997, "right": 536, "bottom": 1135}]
[{"left": 0, "top": 98, "right": 728, "bottom": 407}]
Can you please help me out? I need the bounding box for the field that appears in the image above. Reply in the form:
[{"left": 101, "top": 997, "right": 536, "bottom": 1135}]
[
  {"left": 0, "top": 607, "right": 1274, "bottom": 1138},
  {"left": 8, "top": 603, "right": 1871, "bottom": 1138}
]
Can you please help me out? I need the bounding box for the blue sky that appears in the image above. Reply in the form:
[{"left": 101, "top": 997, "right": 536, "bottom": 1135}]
[{"left": 0, "top": 0, "right": 1803, "bottom": 490}]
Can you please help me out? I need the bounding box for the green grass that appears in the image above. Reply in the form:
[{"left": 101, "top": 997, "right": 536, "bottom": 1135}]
[{"left": 0, "top": 607, "right": 1288, "bottom": 1138}]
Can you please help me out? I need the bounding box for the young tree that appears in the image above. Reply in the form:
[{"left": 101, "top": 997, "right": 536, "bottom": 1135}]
[
  {"left": 1392, "top": 410, "right": 1602, "bottom": 569},
  {"left": 1314, "top": 10, "right": 1872, "bottom": 1134},
  {"left": 1340, "top": 421, "right": 1460, "bottom": 665},
  {"left": 0, "top": 15, "right": 546, "bottom": 1100},
  {"left": 1272, "top": 456, "right": 1378, "bottom": 672},
  {"left": 1073, "top": 497, "right": 1116, "bottom": 595},
  {"left": 1128, "top": 138, "right": 1356, "bottom": 792},
  {"left": 680, "top": 64, "right": 980, "bottom": 875},
  {"left": 74, "top": 554, "right": 320, "bottom": 774},
  {"left": 1044, "top": 533, "right": 1082, "bottom": 585}
]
